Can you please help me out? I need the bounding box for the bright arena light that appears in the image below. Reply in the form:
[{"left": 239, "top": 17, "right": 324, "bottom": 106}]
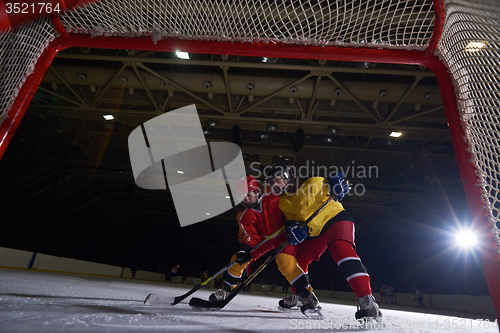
[
  {"left": 175, "top": 51, "right": 190, "bottom": 59},
  {"left": 454, "top": 229, "right": 478, "bottom": 249}
]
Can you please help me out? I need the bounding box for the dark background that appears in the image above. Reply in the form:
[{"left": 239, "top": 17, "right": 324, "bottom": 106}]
[{"left": 0, "top": 48, "right": 491, "bottom": 296}]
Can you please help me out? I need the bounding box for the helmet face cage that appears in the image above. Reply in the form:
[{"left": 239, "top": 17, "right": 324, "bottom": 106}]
[
  {"left": 269, "top": 165, "right": 294, "bottom": 195},
  {"left": 240, "top": 176, "right": 262, "bottom": 208}
]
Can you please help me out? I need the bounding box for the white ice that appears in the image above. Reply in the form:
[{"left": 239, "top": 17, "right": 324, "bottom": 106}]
[{"left": 0, "top": 268, "right": 497, "bottom": 332}]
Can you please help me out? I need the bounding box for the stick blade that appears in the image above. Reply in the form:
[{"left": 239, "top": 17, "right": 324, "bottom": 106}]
[
  {"left": 144, "top": 293, "right": 175, "bottom": 306},
  {"left": 188, "top": 297, "right": 227, "bottom": 310},
  {"left": 170, "top": 284, "right": 203, "bottom": 306},
  {"left": 171, "top": 295, "right": 184, "bottom": 306}
]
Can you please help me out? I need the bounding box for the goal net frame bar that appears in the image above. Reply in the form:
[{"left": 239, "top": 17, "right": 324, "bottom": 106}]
[{"left": 0, "top": 0, "right": 499, "bottom": 321}]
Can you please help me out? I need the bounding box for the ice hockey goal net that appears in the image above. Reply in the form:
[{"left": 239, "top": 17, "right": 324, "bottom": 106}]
[{"left": 0, "top": 0, "right": 499, "bottom": 320}]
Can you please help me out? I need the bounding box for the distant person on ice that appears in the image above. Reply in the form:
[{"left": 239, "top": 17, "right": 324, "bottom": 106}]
[
  {"left": 387, "top": 285, "right": 395, "bottom": 304},
  {"left": 170, "top": 265, "right": 179, "bottom": 284},
  {"left": 414, "top": 288, "right": 426, "bottom": 308},
  {"left": 380, "top": 285, "right": 388, "bottom": 304},
  {"left": 131, "top": 262, "right": 139, "bottom": 279},
  {"left": 201, "top": 271, "right": 209, "bottom": 288}
]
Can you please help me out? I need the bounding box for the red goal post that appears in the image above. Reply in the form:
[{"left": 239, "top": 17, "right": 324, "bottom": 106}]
[{"left": 0, "top": 0, "right": 499, "bottom": 321}]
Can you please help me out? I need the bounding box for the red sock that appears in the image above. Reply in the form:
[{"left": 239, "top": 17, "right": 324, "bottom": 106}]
[{"left": 329, "top": 240, "right": 372, "bottom": 298}]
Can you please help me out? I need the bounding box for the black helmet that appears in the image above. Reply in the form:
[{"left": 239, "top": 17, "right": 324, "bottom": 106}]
[{"left": 268, "top": 163, "right": 294, "bottom": 194}]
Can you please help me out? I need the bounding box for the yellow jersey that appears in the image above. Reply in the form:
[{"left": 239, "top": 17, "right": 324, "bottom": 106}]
[{"left": 279, "top": 177, "right": 344, "bottom": 237}]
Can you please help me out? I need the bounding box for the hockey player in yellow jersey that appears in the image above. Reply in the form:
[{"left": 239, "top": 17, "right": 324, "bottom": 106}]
[{"left": 280, "top": 174, "right": 382, "bottom": 323}]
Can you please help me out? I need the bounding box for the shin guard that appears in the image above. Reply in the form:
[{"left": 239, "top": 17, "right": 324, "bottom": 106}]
[
  {"left": 329, "top": 240, "right": 372, "bottom": 298},
  {"left": 276, "top": 253, "right": 312, "bottom": 298}
]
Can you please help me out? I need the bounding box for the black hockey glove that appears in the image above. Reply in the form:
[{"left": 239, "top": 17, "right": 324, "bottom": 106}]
[{"left": 236, "top": 243, "right": 253, "bottom": 264}]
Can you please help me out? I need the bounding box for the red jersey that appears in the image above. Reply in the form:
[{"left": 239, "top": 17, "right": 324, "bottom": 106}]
[
  {"left": 239, "top": 191, "right": 294, "bottom": 261},
  {"left": 237, "top": 191, "right": 285, "bottom": 248},
  {"left": 237, "top": 206, "right": 262, "bottom": 247},
  {"left": 257, "top": 192, "right": 285, "bottom": 237}
]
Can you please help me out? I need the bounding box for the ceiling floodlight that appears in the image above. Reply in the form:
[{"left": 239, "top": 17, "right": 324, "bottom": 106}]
[
  {"left": 390, "top": 131, "right": 402, "bottom": 138},
  {"left": 176, "top": 51, "right": 190, "bottom": 59},
  {"left": 327, "top": 127, "right": 338, "bottom": 134},
  {"left": 356, "top": 62, "right": 370, "bottom": 69},
  {"left": 262, "top": 57, "right": 276, "bottom": 63},
  {"left": 103, "top": 114, "right": 114, "bottom": 121},
  {"left": 466, "top": 41, "right": 485, "bottom": 52}
]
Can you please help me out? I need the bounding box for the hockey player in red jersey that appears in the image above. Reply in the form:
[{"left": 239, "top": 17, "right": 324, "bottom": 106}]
[
  {"left": 209, "top": 175, "right": 263, "bottom": 301},
  {"left": 209, "top": 168, "right": 317, "bottom": 317},
  {"left": 280, "top": 173, "right": 382, "bottom": 323}
]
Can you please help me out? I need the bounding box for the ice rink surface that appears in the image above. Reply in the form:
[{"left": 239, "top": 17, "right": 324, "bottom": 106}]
[{"left": 0, "top": 268, "right": 498, "bottom": 333}]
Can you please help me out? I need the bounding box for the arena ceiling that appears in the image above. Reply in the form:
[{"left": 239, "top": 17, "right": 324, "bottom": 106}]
[{"left": 0, "top": 48, "right": 474, "bottom": 291}]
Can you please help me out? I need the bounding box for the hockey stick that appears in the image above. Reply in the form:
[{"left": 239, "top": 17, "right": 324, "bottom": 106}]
[
  {"left": 188, "top": 197, "right": 334, "bottom": 310},
  {"left": 162, "top": 226, "right": 285, "bottom": 306},
  {"left": 189, "top": 240, "right": 289, "bottom": 310}
]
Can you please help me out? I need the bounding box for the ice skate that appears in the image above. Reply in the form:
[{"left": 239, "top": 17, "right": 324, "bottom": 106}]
[
  {"left": 209, "top": 289, "right": 231, "bottom": 302},
  {"left": 300, "top": 292, "right": 323, "bottom": 319},
  {"left": 355, "top": 294, "right": 382, "bottom": 325},
  {"left": 278, "top": 294, "right": 302, "bottom": 310}
]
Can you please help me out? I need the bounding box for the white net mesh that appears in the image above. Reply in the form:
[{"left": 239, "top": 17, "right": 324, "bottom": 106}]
[
  {"left": 437, "top": 0, "right": 500, "bottom": 256},
  {"left": 0, "top": 18, "right": 56, "bottom": 123},
  {"left": 60, "top": 0, "right": 435, "bottom": 47}
]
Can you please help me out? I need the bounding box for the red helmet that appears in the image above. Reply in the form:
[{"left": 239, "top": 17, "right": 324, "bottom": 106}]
[
  {"left": 238, "top": 175, "right": 261, "bottom": 208},
  {"left": 247, "top": 175, "right": 259, "bottom": 194}
]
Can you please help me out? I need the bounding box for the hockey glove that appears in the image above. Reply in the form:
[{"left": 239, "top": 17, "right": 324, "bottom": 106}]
[
  {"left": 328, "top": 172, "right": 349, "bottom": 201},
  {"left": 286, "top": 222, "right": 309, "bottom": 245},
  {"left": 236, "top": 243, "right": 253, "bottom": 264}
]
